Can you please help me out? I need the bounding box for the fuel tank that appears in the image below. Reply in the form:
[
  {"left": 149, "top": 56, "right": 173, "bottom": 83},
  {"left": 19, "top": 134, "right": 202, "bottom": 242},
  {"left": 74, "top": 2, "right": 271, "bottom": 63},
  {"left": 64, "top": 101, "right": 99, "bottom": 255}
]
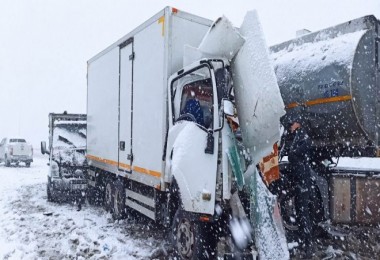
[{"left": 271, "top": 15, "right": 380, "bottom": 148}]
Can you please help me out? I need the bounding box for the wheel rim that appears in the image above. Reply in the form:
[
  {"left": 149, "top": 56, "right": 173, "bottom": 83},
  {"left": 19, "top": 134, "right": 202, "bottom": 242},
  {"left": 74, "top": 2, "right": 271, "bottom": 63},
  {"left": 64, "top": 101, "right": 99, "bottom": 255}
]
[{"left": 176, "top": 217, "right": 195, "bottom": 258}]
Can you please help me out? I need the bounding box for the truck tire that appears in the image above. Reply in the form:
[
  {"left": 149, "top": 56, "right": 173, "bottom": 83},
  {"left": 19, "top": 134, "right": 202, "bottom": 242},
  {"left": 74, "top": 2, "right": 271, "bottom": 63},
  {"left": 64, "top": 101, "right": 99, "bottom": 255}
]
[
  {"left": 171, "top": 209, "right": 217, "bottom": 259},
  {"left": 104, "top": 181, "right": 114, "bottom": 212},
  {"left": 25, "top": 162, "right": 31, "bottom": 168},
  {"left": 113, "top": 181, "right": 126, "bottom": 219}
]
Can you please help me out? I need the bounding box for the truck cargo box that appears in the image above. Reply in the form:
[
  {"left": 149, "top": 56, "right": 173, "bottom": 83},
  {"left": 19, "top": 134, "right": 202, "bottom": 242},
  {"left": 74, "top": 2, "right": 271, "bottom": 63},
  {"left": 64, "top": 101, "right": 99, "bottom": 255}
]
[
  {"left": 271, "top": 15, "right": 380, "bottom": 149},
  {"left": 87, "top": 7, "right": 212, "bottom": 187}
]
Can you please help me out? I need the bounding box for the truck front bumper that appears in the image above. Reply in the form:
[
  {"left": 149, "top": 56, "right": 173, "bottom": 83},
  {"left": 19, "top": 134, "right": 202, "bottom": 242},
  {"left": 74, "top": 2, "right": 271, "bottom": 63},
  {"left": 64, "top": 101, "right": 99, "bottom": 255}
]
[{"left": 50, "top": 179, "right": 87, "bottom": 200}]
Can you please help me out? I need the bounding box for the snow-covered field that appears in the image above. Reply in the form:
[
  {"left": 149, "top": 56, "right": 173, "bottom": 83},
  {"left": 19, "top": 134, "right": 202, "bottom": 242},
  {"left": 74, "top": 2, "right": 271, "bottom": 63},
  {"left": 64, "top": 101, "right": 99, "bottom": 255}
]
[{"left": 0, "top": 155, "right": 167, "bottom": 260}]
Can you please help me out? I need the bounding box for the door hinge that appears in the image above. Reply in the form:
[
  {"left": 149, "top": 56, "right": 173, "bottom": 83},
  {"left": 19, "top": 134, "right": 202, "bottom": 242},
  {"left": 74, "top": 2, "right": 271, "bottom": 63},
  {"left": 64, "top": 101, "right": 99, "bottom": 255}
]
[{"left": 129, "top": 52, "right": 135, "bottom": 60}]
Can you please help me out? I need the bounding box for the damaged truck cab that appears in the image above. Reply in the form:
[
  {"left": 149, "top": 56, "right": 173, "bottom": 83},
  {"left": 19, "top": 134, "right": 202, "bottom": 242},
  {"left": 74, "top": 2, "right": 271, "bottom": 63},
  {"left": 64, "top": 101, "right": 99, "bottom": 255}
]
[
  {"left": 41, "top": 113, "right": 88, "bottom": 203},
  {"left": 164, "top": 59, "right": 242, "bottom": 257}
]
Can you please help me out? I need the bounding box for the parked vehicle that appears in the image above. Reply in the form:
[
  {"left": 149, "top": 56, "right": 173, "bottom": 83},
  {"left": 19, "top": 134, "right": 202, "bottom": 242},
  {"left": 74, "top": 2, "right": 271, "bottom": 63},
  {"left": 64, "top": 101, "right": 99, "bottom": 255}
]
[
  {"left": 270, "top": 15, "right": 380, "bottom": 227},
  {"left": 41, "top": 113, "right": 88, "bottom": 203},
  {"left": 0, "top": 138, "right": 33, "bottom": 167}
]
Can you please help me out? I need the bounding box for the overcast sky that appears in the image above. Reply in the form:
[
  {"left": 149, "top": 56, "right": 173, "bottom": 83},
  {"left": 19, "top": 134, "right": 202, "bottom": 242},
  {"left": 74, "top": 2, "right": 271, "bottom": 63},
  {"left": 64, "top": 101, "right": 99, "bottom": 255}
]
[{"left": 1, "top": 0, "right": 379, "bottom": 147}]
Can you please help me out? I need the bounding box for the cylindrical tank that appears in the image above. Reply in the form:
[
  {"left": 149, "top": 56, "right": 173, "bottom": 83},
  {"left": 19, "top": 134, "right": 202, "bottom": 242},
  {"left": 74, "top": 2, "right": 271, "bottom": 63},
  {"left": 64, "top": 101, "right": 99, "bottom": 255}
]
[{"left": 271, "top": 15, "right": 380, "bottom": 149}]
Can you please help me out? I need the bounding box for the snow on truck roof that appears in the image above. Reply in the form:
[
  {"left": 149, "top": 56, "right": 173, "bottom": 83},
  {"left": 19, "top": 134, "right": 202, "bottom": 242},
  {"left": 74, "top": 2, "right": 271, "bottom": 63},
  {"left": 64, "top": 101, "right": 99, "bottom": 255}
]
[
  {"left": 54, "top": 120, "right": 86, "bottom": 125},
  {"left": 271, "top": 29, "right": 367, "bottom": 82}
]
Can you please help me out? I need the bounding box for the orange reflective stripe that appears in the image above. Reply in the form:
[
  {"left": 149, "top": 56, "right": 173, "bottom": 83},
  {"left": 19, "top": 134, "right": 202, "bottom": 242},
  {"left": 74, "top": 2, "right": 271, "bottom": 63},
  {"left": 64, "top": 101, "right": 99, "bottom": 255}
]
[
  {"left": 306, "top": 95, "right": 352, "bottom": 106},
  {"left": 119, "top": 162, "right": 131, "bottom": 170},
  {"left": 86, "top": 154, "right": 118, "bottom": 167},
  {"left": 286, "top": 95, "right": 352, "bottom": 109},
  {"left": 86, "top": 154, "right": 160, "bottom": 177},
  {"left": 133, "top": 166, "right": 161, "bottom": 178},
  {"left": 286, "top": 102, "right": 298, "bottom": 109}
]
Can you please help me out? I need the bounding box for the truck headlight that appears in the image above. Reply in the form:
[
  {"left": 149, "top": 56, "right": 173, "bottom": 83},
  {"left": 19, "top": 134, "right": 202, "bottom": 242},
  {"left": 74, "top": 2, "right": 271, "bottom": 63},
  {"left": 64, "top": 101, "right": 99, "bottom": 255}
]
[{"left": 51, "top": 161, "right": 59, "bottom": 177}]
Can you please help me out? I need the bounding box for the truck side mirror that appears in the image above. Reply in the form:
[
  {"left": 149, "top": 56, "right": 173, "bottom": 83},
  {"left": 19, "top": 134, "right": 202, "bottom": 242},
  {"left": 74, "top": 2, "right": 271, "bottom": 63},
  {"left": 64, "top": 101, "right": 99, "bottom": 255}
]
[
  {"left": 223, "top": 99, "right": 234, "bottom": 116},
  {"left": 41, "top": 141, "right": 49, "bottom": 155}
]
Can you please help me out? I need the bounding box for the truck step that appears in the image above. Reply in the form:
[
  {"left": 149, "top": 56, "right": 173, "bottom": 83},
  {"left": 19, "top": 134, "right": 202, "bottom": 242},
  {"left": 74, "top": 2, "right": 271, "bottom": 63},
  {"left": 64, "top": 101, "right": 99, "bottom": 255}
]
[
  {"left": 125, "top": 198, "right": 155, "bottom": 220},
  {"left": 125, "top": 189, "right": 155, "bottom": 208}
]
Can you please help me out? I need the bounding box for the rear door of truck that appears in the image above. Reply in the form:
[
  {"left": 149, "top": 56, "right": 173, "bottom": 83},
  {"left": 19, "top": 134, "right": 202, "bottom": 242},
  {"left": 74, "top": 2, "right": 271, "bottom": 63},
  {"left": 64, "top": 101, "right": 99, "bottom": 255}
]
[{"left": 118, "top": 40, "right": 133, "bottom": 171}]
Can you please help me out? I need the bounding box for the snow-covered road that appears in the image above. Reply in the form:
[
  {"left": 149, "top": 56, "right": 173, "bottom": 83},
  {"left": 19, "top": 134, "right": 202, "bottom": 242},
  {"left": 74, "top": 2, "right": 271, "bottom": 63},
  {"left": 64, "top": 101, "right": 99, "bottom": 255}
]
[{"left": 0, "top": 155, "right": 166, "bottom": 260}]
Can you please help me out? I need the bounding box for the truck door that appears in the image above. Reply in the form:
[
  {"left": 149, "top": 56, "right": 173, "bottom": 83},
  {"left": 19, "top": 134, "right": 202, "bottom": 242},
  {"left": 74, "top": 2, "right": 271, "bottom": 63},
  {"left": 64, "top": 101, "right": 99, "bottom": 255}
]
[
  {"left": 118, "top": 41, "right": 133, "bottom": 171},
  {"left": 166, "top": 63, "right": 219, "bottom": 215}
]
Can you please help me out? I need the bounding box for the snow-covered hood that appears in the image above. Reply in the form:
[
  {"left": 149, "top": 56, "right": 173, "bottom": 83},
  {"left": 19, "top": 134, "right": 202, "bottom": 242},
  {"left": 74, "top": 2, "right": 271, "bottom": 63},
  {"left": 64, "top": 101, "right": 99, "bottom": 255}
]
[{"left": 52, "top": 124, "right": 87, "bottom": 166}]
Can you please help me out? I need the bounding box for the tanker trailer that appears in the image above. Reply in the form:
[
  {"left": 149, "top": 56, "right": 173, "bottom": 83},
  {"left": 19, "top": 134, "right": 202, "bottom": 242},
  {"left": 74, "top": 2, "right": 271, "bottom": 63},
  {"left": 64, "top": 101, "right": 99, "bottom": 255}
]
[
  {"left": 271, "top": 15, "right": 380, "bottom": 157},
  {"left": 270, "top": 15, "right": 380, "bottom": 227}
]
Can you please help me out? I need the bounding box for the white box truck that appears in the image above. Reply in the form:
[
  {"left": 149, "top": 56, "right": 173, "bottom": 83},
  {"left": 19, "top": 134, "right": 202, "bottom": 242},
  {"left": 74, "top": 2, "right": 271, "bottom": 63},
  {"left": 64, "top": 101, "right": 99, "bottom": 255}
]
[{"left": 86, "top": 7, "right": 253, "bottom": 258}]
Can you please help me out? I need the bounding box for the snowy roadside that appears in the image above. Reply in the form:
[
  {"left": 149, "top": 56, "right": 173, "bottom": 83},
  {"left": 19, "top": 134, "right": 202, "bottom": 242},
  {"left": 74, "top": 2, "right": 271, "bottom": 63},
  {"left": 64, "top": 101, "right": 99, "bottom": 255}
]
[{"left": 0, "top": 155, "right": 165, "bottom": 260}]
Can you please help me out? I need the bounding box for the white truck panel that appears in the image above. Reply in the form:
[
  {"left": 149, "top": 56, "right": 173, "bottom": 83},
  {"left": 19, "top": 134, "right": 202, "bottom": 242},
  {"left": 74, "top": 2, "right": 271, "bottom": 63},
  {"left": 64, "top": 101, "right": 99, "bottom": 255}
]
[
  {"left": 169, "top": 14, "right": 211, "bottom": 76},
  {"left": 87, "top": 47, "right": 119, "bottom": 170},
  {"left": 131, "top": 16, "right": 165, "bottom": 184},
  {"left": 232, "top": 11, "right": 285, "bottom": 164},
  {"left": 170, "top": 122, "right": 218, "bottom": 214},
  {"left": 88, "top": 9, "right": 165, "bottom": 64}
]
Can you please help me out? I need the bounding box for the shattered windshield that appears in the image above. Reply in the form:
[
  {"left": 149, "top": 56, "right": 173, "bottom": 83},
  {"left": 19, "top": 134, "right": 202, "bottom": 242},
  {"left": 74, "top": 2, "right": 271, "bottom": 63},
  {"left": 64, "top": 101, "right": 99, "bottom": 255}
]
[{"left": 52, "top": 122, "right": 86, "bottom": 165}]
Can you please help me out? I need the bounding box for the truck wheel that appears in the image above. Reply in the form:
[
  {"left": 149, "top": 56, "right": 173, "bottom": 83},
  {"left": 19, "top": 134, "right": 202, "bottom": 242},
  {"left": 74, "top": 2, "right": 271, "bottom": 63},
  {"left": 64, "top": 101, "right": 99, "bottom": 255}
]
[
  {"left": 104, "top": 182, "right": 114, "bottom": 212},
  {"left": 171, "top": 209, "right": 217, "bottom": 259},
  {"left": 25, "top": 162, "right": 31, "bottom": 168},
  {"left": 113, "top": 182, "right": 126, "bottom": 219}
]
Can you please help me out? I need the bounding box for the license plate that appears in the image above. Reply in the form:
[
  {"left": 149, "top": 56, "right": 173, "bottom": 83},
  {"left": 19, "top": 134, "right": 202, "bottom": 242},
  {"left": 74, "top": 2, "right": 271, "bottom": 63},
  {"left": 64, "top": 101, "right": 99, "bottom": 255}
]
[{"left": 71, "top": 184, "right": 87, "bottom": 190}]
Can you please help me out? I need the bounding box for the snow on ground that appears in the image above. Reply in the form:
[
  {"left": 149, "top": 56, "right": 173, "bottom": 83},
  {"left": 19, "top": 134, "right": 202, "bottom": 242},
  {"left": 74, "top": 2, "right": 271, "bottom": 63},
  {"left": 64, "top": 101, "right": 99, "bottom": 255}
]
[
  {"left": 1, "top": 154, "right": 380, "bottom": 259},
  {"left": 0, "top": 155, "right": 167, "bottom": 260}
]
